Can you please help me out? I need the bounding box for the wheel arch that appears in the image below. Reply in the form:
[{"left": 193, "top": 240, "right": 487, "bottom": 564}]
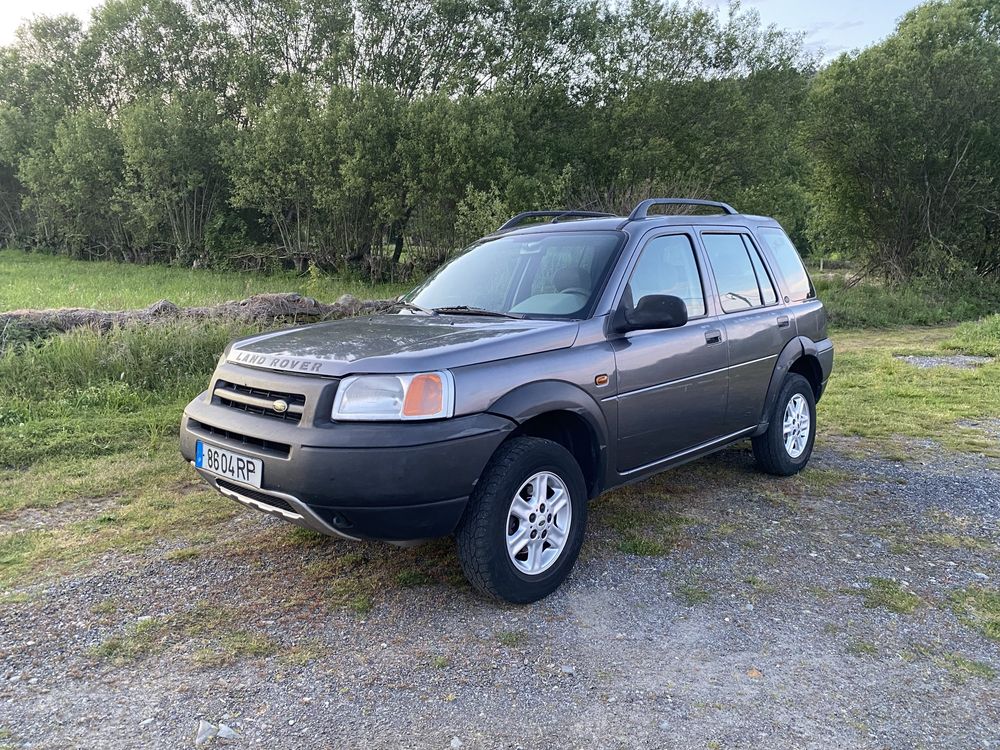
[
  {"left": 487, "top": 381, "right": 610, "bottom": 498},
  {"left": 755, "top": 337, "right": 825, "bottom": 436}
]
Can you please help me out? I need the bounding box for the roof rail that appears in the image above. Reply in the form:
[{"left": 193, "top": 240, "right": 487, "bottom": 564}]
[
  {"left": 627, "top": 198, "right": 737, "bottom": 221},
  {"left": 497, "top": 210, "right": 615, "bottom": 232}
]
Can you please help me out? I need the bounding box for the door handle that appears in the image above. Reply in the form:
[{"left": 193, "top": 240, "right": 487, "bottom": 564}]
[
  {"left": 777, "top": 315, "right": 790, "bottom": 329},
  {"left": 705, "top": 330, "right": 723, "bottom": 345}
]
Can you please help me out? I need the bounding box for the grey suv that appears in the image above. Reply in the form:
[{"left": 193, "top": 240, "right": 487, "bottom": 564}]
[{"left": 180, "top": 198, "right": 834, "bottom": 603}]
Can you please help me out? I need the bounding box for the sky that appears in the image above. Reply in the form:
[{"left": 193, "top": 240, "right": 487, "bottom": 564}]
[
  {"left": 1, "top": 0, "right": 924, "bottom": 58},
  {"left": 722, "top": 0, "right": 924, "bottom": 59}
]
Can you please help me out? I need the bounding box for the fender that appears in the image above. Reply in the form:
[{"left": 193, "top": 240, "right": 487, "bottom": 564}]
[
  {"left": 486, "top": 380, "right": 612, "bottom": 494},
  {"left": 754, "top": 336, "right": 818, "bottom": 436}
]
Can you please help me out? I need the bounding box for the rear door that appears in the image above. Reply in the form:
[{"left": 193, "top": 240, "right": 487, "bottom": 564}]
[
  {"left": 612, "top": 229, "right": 729, "bottom": 472},
  {"left": 698, "top": 230, "right": 795, "bottom": 431}
]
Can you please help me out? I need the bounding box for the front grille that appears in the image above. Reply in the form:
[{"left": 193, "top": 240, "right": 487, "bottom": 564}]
[
  {"left": 190, "top": 419, "right": 291, "bottom": 457},
  {"left": 214, "top": 380, "right": 306, "bottom": 424},
  {"left": 216, "top": 479, "right": 297, "bottom": 514}
]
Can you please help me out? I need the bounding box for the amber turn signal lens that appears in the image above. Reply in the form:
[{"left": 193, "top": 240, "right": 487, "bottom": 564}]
[{"left": 402, "top": 373, "right": 444, "bottom": 417}]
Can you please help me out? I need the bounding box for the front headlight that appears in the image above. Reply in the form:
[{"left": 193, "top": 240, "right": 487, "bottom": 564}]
[{"left": 331, "top": 371, "right": 455, "bottom": 421}]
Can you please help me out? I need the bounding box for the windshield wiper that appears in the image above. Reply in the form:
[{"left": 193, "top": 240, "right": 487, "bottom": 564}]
[
  {"left": 393, "top": 300, "right": 439, "bottom": 316},
  {"left": 432, "top": 306, "right": 524, "bottom": 319}
]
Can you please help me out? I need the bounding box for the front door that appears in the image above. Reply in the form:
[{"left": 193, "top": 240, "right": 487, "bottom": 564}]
[{"left": 612, "top": 231, "right": 729, "bottom": 473}]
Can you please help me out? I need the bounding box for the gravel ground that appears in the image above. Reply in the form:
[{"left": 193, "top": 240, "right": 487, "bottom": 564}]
[
  {"left": 2, "top": 441, "right": 999, "bottom": 750},
  {"left": 894, "top": 354, "right": 994, "bottom": 369}
]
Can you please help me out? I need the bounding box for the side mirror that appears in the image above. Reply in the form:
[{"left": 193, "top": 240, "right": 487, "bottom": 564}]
[{"left": 613, "top": 294, "right": 688, "bottom": 333}]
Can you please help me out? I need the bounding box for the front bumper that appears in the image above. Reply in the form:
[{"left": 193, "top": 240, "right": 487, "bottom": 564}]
[{"left": 180, "top": 368, "right": 516, "bottom": 541}]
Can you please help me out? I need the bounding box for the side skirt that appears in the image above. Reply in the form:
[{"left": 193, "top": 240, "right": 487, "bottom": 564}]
[{"left": 603, "top": 426, "right": 758, "bottom": 492}]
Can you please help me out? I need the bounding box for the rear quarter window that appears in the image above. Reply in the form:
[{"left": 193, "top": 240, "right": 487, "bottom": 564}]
[{"left": 755, "top": 227, "right": 814, "bottom": 302}]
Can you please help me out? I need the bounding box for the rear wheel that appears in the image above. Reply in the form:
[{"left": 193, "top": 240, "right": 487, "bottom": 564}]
[
  {"left": 752, "top": 373, "right": 816, "bottom": 476},
  {"left": 456, "top": 437, "right": 587, "bottom": 603}
]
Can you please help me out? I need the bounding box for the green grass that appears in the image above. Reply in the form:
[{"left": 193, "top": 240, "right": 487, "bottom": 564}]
[
  {"left": 943, "top": 314, "right": 1000, "bottom": 357},
  {"left": 846, "top": 639, "right": 879, "bottom": 658},
  {"left": 598, "top": 488, "right": 693, "bottom": 557},
  {"left": 0, "top": 248, "right": 410, "bottom": 311},
  {"left": 821, "top": 326, "right": 1000, "bottom": 455},
  {"left": 935, "top": 652, "right": 996, "bottom": 682},
  {"left": 0, "top": 321, "right": 249, "bottom": 468},
  {"left": 858, "top": 577, "right": 921, "bottom": 614},
  {"left": 91, "top": 601, "right": 278, "bottom": 667},
  {"left": 949, "top": 587, "right": 1000, "bottom": 642},
  {"left": 675, "top": 583, "right": 712, "bottom": 605},
  {"left": 497, "top": 630, "right": 527, "bottom": 647}
]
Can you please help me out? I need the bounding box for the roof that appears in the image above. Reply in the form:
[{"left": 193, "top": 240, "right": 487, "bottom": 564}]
[{"left": 492, "top": 212, "right": 780, "bottom": 238}]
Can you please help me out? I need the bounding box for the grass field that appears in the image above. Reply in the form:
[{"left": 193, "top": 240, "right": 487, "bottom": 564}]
[{"left": 0, "top": 249, "right": 411, "bottom": 311}]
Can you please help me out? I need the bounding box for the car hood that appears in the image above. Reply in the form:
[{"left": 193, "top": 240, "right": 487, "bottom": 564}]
[{"left": 226, "top": 314, "right": 580, "bottom": 377}]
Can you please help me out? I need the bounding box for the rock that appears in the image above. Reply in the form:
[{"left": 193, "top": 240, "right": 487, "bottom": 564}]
[
  {"left": 195, "top": 720, "right": 218, "bottom": 746},
  {"left": 217, "top": 723, "right": 239, "bottom": 740},
  {"left": 560, "top": 665, "right": 575, "bottom": 675},
  {"left": 139, "top": 717, "right": 154, "bottom": 727},
  {"left": 450, "top": 738, "right": 464, "bottom": 749}
]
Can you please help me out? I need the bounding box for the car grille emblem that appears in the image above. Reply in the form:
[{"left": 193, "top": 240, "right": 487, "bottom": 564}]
[{"left": 272, "top": 399, "right": 289, "bottom": 414}]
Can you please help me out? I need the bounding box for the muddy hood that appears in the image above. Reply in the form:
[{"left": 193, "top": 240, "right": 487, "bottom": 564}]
[{"left": 226, "top": 314, "right": 580, "bottom": 377}]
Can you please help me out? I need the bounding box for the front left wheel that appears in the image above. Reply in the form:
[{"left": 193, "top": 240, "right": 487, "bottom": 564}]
[{"left": 456, "top": 437, "right": 587, "bottom": 604}]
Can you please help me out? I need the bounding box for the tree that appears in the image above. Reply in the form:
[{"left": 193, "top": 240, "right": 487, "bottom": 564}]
[
  {"left": 228, "top": 78, "right": 322, "bottom": 269},
  {"left": 19, "top": 110, "right": 132, "bottom": 258},
  {"left": 804, "top": 0, "right": 1000, "bottom": 280},
  {"left": 119, "top": 91, "right": 232, "bottom": 263}
]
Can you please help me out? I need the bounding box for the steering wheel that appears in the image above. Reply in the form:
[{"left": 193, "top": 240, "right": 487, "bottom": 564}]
[{"left": 561, "top": 288, "right": 589, "bottom": 296}]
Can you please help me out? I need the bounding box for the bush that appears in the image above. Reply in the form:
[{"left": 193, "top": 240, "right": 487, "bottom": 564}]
[
  {"left": 818, "top": 275, "right": 1000, "bottom": 328},
  {"left": 0, "top": 321, "right": 248, "bottom": 400}
]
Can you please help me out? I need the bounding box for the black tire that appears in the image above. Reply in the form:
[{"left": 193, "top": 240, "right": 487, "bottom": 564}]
[
  {"left": 752, "top": 373, "right": 817, "bottom": 476},
  {"left": 455, "top": 437, "right": 587, "bottom": 604}
]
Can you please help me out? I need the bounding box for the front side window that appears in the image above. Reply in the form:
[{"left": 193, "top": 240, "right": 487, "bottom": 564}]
[
  {"left": 702, "top": 233, "right": 777, "bottom": 313},
  {"left": 407, "top": 231, "right": 624, "bottom": 319},
  {"left": 625, "top": 234, "right": 706, "bottom": 317},
  {"left": 755, "top": 227, "right": 815, "bottom": 302}
]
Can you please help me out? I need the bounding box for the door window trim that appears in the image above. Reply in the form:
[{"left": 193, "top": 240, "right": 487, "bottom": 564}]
[
  {"left": 617, "top": 230, "right": 710, "bottom": 323},
  {"left": 699, "top": 229, "right": 783, "bottom": 315}
]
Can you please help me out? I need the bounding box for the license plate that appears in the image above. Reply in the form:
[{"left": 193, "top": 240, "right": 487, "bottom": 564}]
[{"left": 195, "top": 441, "right": 263, "bottom": 488}]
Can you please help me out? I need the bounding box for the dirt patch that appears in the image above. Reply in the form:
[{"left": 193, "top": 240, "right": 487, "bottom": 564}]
[
  {"left": 895, "top": 354, "right": 993, "bottom": 368},
  {"left": 0, "top": 494, "right": 122, "bottom": 534},
  {"left": 0, "top": 293, "right": 393, "bottom": 344}
]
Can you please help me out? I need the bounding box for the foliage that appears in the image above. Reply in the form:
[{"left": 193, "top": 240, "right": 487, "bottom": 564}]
[
  {"left": 0, "top": 0, "right": 813, "bottom": 279},
  {"left": 817, "top": 273, "right": 1000, "bottom": 328},
  {"left": 804, "top": 0, "right": 1000, "bottom": 281},
  {"left": 0, "top": 0, "right": 997, "bottom": 293}
]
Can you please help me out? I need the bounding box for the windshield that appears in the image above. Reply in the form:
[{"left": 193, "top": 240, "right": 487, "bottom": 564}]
[{"left": 406, "top": 231, "right": 624, "bottom": 319}]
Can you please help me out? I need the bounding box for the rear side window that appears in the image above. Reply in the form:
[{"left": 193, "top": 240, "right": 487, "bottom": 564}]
[
  {"left": 756, "top": 227, "right": 814, "bottom": 302},
  {"left": 744, "top": 236, "right": 778, "bottom": 305},
  {"left": 702, "top": 233, "right": 777, "bottom": 313},
  {"left": 627, "top": 234, "right": 706, "bottom": 317}
]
